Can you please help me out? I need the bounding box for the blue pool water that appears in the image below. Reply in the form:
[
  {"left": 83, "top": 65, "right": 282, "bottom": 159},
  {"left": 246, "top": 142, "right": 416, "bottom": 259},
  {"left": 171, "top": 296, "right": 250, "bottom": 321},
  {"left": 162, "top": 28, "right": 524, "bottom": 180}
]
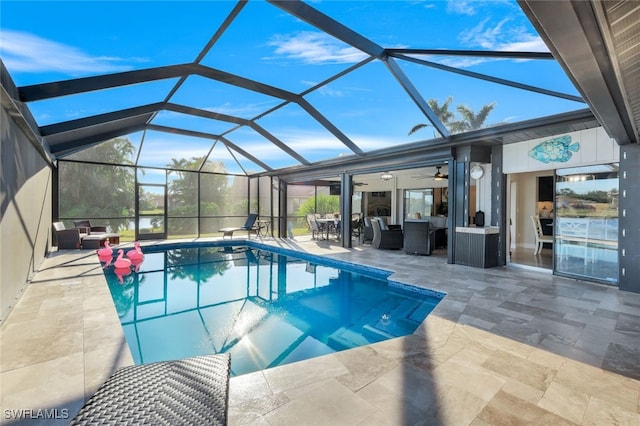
[{"left": 103, "top": 243, "right": 443, "bottom": 376}]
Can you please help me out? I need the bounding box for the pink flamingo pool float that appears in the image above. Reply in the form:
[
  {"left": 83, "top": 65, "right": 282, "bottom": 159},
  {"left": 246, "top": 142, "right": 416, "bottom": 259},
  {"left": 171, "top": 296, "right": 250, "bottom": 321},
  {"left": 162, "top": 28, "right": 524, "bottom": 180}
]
[
  {"left": 114, "top": 249, "right": 132, "bottom": 269},
  {"left": 126, "top": 241, "right": 143, "bottom": 260},
  {"left": 97, "top": 240, "right": 113, "bottom": 257}
]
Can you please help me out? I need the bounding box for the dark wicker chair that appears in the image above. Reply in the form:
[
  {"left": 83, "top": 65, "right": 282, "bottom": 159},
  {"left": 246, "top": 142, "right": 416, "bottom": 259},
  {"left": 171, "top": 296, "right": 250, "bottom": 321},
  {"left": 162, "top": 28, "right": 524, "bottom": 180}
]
[
  {"left": 73, "top": 220, "right": 120, "bottom": 246},
  {"left": 371, "top": 217, "right": 403, "bottom": 250},
  {"left": 53, "top": 222, "right": 86, "bottom": 249},
  {"left": 426, "top": 216, "right": 448, "bottom": 249},
  {"left": 403, "top": 220, "right": 434, "bottom": 255},
  {"left": 374, "top": 216, "right": 402, "bottom": 230},
  {"left": 74, "top": 220, "right": 108, "bottom": 234},
  {"left": 362, "top": 217, "right": 374, "bottom": 244}
]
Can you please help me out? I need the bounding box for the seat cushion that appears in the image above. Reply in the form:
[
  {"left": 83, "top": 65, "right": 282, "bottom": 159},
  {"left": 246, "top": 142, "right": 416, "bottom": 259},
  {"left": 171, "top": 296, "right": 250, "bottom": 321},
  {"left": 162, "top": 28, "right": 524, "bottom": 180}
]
[
  {"left": 374, "top": 217, "right": 388, "bottom": 230},
  {"left": 81, "top": 235, "right": 106, "bottom": 249}
]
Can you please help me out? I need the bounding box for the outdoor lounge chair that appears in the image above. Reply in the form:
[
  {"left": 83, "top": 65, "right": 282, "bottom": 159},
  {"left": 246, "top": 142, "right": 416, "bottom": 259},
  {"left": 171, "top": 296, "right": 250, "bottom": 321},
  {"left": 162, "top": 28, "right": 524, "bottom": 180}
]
[
  {"left": 219, "top": 213, "right": 259, "bottom": 239},
  {"left": 374, "top": 216, "right": 402, "bottom": 230},
  {"left": 371, "top": 217, "right": 403, "bottom": 250},
  {"left": 70, "top": 354, "right": 230, "bottom": 426},
  {"left": 54, "top": 221, "right": 120, "bottom": 249},
  {"left": 73, "top": 220, "right": 108, "bottom": 234},
  {"left": 73, "top": 220, "right": 120, "bottom": 245},
  {"left": 53, "top": 222, "right": 86, "bottom": 249}
]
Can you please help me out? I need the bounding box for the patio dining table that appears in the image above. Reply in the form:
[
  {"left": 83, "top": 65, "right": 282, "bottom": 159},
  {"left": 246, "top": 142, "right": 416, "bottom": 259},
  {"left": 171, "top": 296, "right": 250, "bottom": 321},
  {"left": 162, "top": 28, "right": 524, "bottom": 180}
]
[{"left": 316, "top": 218, "right": 340, "bottom": 240}]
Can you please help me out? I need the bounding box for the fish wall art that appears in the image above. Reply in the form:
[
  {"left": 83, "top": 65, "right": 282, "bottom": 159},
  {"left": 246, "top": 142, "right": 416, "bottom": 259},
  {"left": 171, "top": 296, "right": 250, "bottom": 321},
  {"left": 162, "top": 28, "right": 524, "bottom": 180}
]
[{"left": 529, "top": 135, "right": 579, "bottom": 164}]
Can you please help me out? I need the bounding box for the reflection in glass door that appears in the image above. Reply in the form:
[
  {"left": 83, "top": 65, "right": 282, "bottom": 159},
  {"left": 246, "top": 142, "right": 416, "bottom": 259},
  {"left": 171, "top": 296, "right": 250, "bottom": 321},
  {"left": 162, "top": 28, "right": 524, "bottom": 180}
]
[
  {"left": 554, "top": 164, "right": 618, "bottom": 284},
  {"left": 404, "top": 189, "right": 434, "bottom": 218},
  {"left": 137, "top": 184, "right": 167, "bottom": 240}
]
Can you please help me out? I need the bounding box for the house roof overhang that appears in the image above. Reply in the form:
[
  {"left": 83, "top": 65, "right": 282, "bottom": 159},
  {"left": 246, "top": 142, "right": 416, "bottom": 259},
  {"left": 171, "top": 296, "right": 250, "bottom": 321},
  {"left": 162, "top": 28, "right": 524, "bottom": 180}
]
[{"left": 519, "top": 0, "right": 639, "bottom": 145}]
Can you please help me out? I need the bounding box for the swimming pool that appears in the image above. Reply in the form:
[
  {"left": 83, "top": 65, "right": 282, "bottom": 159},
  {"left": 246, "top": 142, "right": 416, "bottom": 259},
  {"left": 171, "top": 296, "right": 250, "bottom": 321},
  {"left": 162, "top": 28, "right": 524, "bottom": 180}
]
[{"left": 103, "top": 242, "right": 444, "bottom": 376}]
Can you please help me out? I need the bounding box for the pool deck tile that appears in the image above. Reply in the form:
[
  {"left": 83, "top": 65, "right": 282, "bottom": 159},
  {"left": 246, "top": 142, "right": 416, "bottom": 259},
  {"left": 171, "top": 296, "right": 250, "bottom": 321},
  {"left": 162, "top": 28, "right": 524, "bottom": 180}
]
[{"left": 1, "top": 237, "right": 639, "bottom": 425}]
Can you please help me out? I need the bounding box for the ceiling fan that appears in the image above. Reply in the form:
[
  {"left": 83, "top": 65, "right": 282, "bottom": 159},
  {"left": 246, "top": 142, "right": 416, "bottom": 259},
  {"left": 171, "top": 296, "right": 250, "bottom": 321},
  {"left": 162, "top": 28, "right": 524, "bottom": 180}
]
[
  {"left": 433, "top": 166, "right": 448, "bottom": 180},
  {"left": 411, "top": 166, "right": 449, "bottom": 180}
]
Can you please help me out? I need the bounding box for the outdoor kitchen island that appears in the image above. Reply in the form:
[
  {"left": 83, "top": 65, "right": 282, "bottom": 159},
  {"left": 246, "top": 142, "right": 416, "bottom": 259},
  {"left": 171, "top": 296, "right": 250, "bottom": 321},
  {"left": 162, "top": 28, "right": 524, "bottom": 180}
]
[{"left": 454, "top": 226, "right": 499, "bottom": 268}]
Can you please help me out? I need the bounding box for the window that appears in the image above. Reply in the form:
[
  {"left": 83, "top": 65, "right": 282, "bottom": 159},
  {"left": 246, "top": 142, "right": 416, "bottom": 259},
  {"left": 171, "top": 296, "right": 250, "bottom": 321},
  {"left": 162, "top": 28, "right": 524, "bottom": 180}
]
[{"left": 404, "top": 189, "right": 434, "bottom": 219}]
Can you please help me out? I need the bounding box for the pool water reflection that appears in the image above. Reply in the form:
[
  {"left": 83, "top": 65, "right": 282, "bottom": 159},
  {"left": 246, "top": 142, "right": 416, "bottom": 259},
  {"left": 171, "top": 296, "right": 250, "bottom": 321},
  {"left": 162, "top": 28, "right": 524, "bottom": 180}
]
[{"left": 103, "top": 244, "right": 443, "bottom": 376}]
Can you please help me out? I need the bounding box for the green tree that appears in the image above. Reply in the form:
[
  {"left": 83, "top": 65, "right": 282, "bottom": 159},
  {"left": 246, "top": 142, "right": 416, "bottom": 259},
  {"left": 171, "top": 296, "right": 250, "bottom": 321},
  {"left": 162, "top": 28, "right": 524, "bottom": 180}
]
[
  {"left": 168, "top": 159, "right": 200, "bottom": 217},
  {"left": 59, "top": 137, "right": 136, "bottom": 232},
  {"left": 296, "top": 194, "right": 340, "bottom": 216},
  {"left": 200, "top": 161, "right": 233, "bottom": 216},
  {"left": 67, "top": 136, "right": 136, "bottom": 165},
  {"left": 583, "top": 190, "right": 609, "bottom": 203},
  {"left": 167, "top": 158, "right": 230, "bottom": 235}
]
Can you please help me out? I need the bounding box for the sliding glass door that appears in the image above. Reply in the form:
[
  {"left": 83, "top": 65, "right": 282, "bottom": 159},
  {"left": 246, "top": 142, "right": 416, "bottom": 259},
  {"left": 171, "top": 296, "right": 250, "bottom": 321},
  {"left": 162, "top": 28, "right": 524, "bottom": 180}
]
[{"left": 554, "top": 164, "right": 619, "bottom": 284}]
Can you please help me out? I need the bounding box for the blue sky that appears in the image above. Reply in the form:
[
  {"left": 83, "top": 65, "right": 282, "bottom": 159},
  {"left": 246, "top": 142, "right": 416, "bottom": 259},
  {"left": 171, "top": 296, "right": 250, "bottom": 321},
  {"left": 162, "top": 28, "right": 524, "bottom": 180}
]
[{"left": 0, "top": 0, "right": 584, "bottom": 172}]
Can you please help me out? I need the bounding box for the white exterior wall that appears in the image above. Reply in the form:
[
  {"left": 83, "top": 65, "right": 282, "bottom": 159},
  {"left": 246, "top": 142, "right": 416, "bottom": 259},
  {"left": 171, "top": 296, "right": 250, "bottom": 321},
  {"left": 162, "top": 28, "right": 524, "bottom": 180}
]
[
  {"left": 502, "top": 126, "right": 618, "bottom": 250},
  {"left": 503, "top": 127, "right": 618, "bottom": 174}
]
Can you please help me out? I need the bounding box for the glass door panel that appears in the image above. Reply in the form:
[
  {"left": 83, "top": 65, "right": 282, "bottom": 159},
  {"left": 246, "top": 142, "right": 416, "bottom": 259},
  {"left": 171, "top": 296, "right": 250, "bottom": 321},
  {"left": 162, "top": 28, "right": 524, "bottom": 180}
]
[
  {"left": 137, "top": 184, "right": 167, "bottom": 240},
  {"left": 404, "top": 189, "right": 434, "bottom": 219},
  {"left": 554, "top": 164, "right": 619, "bottom": 284}
]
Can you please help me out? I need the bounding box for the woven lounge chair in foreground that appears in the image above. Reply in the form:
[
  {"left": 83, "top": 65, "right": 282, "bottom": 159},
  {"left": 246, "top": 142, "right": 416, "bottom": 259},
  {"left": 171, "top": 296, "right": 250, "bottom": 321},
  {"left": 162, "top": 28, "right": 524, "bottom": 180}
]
[{"left": 70, "top": 354, "right": 230, "bottom": 426}]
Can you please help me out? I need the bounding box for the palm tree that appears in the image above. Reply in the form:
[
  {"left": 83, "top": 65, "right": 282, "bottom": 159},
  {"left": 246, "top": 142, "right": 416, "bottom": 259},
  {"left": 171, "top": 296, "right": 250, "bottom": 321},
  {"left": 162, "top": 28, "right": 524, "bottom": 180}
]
[
  {"left": 449, "top": 102, "right": 496, "bottom": 133},
  {"left": 409, "top": 98, "right": 497, "bottom": 136},
  {"left": 408, "top": 96, "right": 454, "bottom": 136}
]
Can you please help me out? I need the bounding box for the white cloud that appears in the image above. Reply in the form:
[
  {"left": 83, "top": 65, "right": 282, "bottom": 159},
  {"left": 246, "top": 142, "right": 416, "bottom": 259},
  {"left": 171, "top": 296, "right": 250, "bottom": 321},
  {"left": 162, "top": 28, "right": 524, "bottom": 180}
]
[
  {"left": 266, "top": 31, "right": 368, "bottom": 65},
  {"left": 204, "top": 101, "right": 279, "bottom": 118},
  {"left": 350, "top": 133, "right": 408, "bottom": 151},
  {"left": 316, "top": 86, "right": 345, "bottom": 97},
  {"left": 447, "top": 0, "right": 476, "bottom": 15},
  {"left": 498, "top": 35, "right": 548, "bottom": 53},
  {"left": 275, "top": 129, "right": 347, "bottom": 151},
  {"left": 459, "top": 17, "right": 508, "bottom": 49},
  {"left": 430, "top": 24, "right": 547, "bottom": 69},
  {"left": 456, "top": 17, "right": 549, "bottom": 63},
  {"left": 231, "top": 141, "right": 295, "bottom": 161},
  {"left": 436, "top": 56, "right": 492, "bottom": 68},
  {"left": 406, "top": 1, "right": 437, "bottom": 10},
  {"left": 1, "top": 30, "right": 137, "bottom": 75},
  {"left": 138, "top": 135, "right": 212, "bottom": 165}
]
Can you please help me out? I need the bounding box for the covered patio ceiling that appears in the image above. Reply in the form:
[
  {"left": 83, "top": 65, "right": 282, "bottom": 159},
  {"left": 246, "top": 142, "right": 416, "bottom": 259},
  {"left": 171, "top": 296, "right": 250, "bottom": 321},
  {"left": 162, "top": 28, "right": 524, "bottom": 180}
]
[{"left": 2, "top": 0, "right": 636, "bottom": 180}]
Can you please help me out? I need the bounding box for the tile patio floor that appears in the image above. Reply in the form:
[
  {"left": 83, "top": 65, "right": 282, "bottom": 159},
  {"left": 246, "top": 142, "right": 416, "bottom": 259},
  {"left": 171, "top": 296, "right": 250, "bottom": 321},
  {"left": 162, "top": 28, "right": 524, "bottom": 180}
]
[{"left": 1, "top": 236, "right": 639, "bottom": 425}]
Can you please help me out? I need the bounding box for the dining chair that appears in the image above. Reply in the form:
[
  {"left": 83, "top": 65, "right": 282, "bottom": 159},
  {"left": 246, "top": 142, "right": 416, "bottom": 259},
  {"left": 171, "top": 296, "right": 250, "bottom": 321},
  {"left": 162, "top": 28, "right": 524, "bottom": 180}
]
[{"left": 531, "top": 215, "right": 553, "bottom": 255}]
